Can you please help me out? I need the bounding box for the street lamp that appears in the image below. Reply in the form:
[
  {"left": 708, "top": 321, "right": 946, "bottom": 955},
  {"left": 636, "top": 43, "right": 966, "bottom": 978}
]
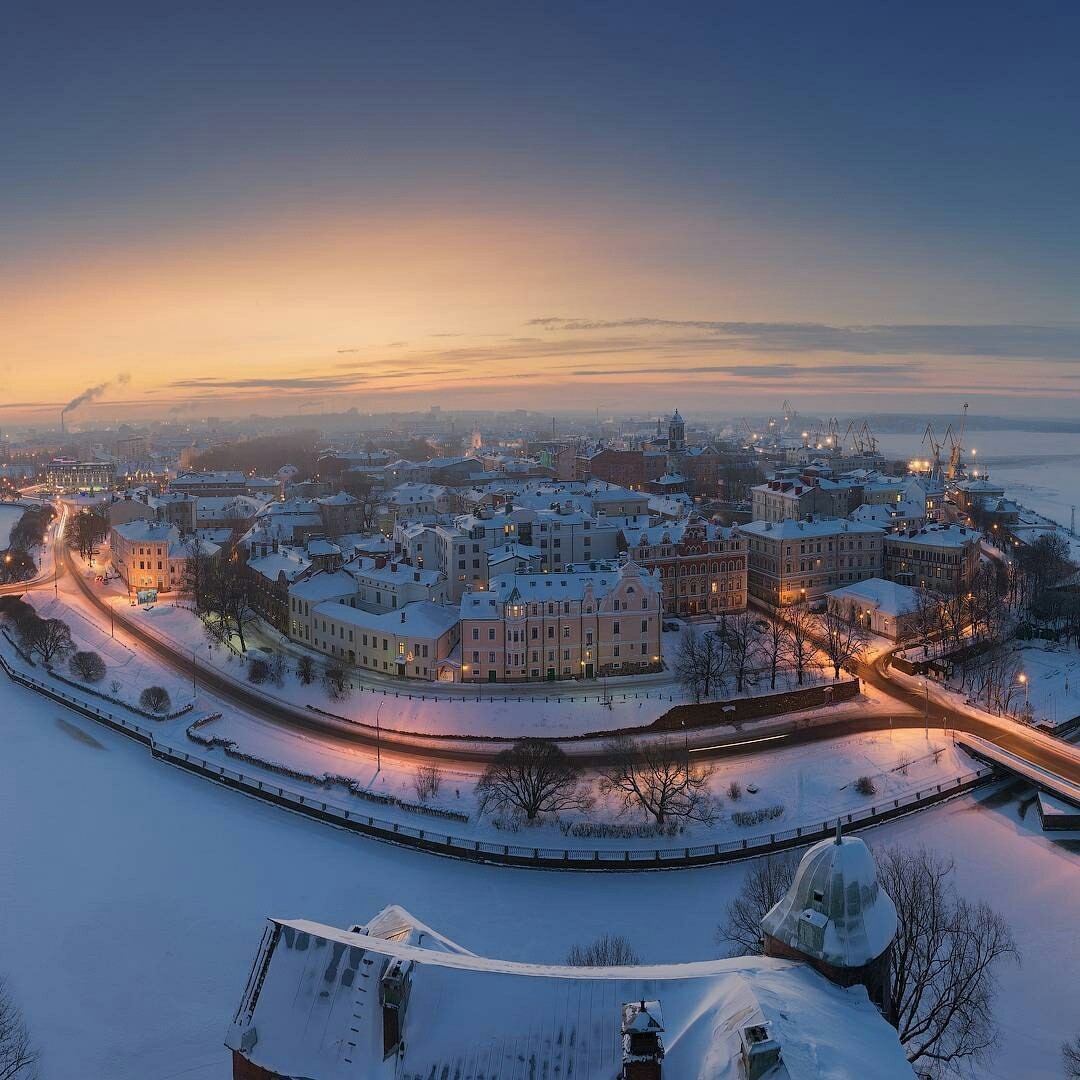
[
  {"left": 374, "top": 700, "right": 383, "bottom": 774},
  {"left": 1018, "top": 672, "right": 1028, "bottom": 710},
  {"left": 921, "top": 677, "right": 929, "bottom": 738}
]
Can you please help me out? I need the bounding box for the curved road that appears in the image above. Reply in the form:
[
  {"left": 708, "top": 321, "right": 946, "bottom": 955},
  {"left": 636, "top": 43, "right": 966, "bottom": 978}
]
[{"left": 26, "top": 534, "right": 1080, "bottom": 785}]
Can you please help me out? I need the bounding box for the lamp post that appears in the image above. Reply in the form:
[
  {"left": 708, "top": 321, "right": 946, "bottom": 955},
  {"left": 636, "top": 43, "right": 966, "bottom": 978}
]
[
  {"left": 1018, "top": 672, "right": 1028, "bottom": 713},
  {"left": 374, "top": 700, "right": 383, "bottom": 775},
  {"left": 921, "top": 678, "right": 929, "bottom": 738}
]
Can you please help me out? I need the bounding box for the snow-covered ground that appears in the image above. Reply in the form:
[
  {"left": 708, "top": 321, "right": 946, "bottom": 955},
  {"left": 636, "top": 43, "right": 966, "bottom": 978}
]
[
  {"left": 192, "top": 706, "right": 980, "bottom": 847},
  {"left": 0, "top": 503, "right": 24, "bottom": 550},
  {"left": 74, "top": 579, "right": 886, "bottom": 739},
  {"left": 895, "top": 639, "right": 1080, "bottom": 730},
  {"left": 0, "top": 671, "right": 1074, "bottom": 1079}
]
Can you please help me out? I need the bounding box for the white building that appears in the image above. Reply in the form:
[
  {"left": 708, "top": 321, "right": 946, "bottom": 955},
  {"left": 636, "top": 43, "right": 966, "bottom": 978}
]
[
  {"left": 307, "top": 599, "right": 460, "bottom": 679},
  {"left": 827, "top": 578, "right": 920, "bottom": 640}
]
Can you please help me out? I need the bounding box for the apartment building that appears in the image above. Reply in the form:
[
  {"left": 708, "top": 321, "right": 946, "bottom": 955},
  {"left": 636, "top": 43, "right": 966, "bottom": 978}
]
[
  {"left": 628, "top": 521, "right": 747, "bottom": 617},
  {"left": 307, "top": 600, "right": 460, "bottom": 680},
  {"left": 883, "top": 523, "right": 980, "bottom": 592},
  {"left": 109, "top": 519, "right": 218, "bottom": 595},
  {"left": 458, "top": 560, "right": 663, "bottom": 682},
  {"left": 751, "top": 476, "right": 861, "bottom": 524},
  {"left": 741, "top": 518, "right": 884, "bottom": 607}
]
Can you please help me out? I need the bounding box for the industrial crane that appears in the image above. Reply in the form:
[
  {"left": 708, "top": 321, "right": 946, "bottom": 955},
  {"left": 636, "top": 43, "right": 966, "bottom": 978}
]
[{"left": 946, "top": 402, "right": 969, "bottom": 479}]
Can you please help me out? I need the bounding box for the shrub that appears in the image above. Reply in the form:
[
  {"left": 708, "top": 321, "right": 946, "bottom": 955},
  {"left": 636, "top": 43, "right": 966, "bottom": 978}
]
[
  {"left": 413, "top": 764, "right": 443, "bottom": 802},
  {"left": 247, "top": 657, "right": 271, "bottom": 684},
  {"left": 69, "top": 650, "right": 107, "bottom": 683},
  {"left": 139, "top": 686, "right": 172, "bottom": 714},
  {"left": 854, "top": 775, "right": 877, "bottom": 796},
  {"left": 296, "top": 654, "right": 315, "bottom": 685},
  {"left": 109, "top": 679, "right": 122, "bottom": 696},
  {"left": 726, "top": 781, "right": 743, "bottom": 801},
  {"left": 321, "top": 663, "right": 350, "bottom": 700},
  {"left": 730, "top": 805, "right": 785, "bottom": 828},
  {"left": 897, "top": 755, "right": 910, "bottom": 776}
]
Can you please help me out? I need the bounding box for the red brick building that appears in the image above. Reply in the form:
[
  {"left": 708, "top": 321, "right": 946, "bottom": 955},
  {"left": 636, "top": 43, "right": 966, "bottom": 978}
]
[{"left": 628, "top": 520, "right": 747, "bottom": 617}]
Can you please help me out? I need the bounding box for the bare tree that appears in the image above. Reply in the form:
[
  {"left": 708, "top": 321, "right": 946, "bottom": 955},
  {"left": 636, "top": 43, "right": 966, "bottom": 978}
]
[
  {"left": 782, "top": 605, "right": 818, "bottom": 686},
  {"left": 413, "top": 764, "right": 443, "bottom": 802},
  {"left": 600, "top": 735, "right": 716, "bottom": 826},
  {"left": 566, "top": 934, "right": 639, "bottom": 966},
  {"left": 724, "top": 611, "right": 762, "bottom": 693},
  {"left": 68, "top": 650, "right": 106, "bottom": 683},
  {"left": 24, "top": 617, "right": 74, "bottom": 666},
  {"left": 64, "top": 507, "right": 108, "bottom": 564},
  {"left": 296, "top": 654, "right": 315, "bottom": 685},
  {"left": 673, "top": 626, "right": 728, "bottom": 703},
  {"left": 820, "top": 606, "right": 870, "bottom": 680},
  {"left": 476, "top": 739, "right": 592, "bottom": 822},
  {"left": 761, "top": 617, "right": 791, "bottom": 691},
  {"left": 1063, "top": 1034, "right": 1080, "bottom": 1079},
  {"left": 715, "top": 852, "right": 798, "bottom": 955},
  {"left": 139, "top": 685, "right": 171, "bottom": 714},
  {"left": 321, "top": 662, "right": 350, "bottom": 700},
  {"left": 878, "top": 845, "right": 1020, "bottom": 1074},
  {"left": 0, "top": 978, "right": 37, "bottom": 1080}
]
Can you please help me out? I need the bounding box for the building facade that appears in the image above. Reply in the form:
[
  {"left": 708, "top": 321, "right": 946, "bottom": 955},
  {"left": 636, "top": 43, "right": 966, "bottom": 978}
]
[
  {"left": 742, "top": 518, "right": 884, "bottom": 607},
  {"left": 628, "top": 521, "right": 747, "bottom": 617},
  {"left": 882, "top": 523, "right": 980, "bottom": 592},
  {"left": 458, "top": 561, "right": 663, "bottom": 682},
  {"left": 109, "top": 519, "right": 217, "bottom": 595}
]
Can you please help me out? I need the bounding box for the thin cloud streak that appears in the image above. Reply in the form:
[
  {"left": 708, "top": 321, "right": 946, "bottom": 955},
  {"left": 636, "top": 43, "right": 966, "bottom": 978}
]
[{"left": 530, "top": 317, "right": 1080, "bottom": 360}]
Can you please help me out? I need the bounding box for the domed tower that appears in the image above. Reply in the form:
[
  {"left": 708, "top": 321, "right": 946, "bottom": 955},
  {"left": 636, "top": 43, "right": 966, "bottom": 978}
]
[
  {"left": 667, "top": 409, "right": 685, "bottom": 454},
  {"left": 760, "top": 826, "right": 897, "bottom": 1019}
]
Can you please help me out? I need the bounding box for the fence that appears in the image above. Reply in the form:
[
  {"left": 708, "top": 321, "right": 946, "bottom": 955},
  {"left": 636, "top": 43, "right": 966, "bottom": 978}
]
[{"left": 0, "top": 644, "right": 1000, "bottom": 871}]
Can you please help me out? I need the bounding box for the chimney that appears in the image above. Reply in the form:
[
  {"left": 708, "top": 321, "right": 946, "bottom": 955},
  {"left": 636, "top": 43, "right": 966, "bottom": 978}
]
[
  {"left": 740, "top": 1023, "right": 782, "bottom": 1080},
  {"left": 380, "top": 958, "right": 411, "bottom": 1059},
  {"left": 621, "top": 999, "right": 664, "bottom": 1080},
  {"left": 400, "top": 610, "right": 406, "bottom": 623}
]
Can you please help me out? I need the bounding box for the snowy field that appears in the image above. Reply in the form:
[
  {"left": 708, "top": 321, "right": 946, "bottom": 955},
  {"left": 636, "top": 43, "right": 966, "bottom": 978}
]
[
  {"left": 0, "top": 503, "right": 24, "bottom": 550},
  {"left": 0, "top": 672, "right": 1076, "bottom": 1080},
  {"left": 875, "top": 428, "right": 1080, "bottom": 532}
]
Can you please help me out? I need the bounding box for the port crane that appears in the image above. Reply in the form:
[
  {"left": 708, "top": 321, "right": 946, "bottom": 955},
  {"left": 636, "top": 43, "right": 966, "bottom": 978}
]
[{"left": 946, "top": 402, "right": 969, "bottom": 479}]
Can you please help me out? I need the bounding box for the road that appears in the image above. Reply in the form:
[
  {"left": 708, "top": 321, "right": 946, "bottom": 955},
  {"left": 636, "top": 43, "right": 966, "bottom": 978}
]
[
  {"left": 0, "top": 500, "right": 66, "bottom": 596},
  {"left": 15, "top": 532, "right": 1077, "bottom": 789}
]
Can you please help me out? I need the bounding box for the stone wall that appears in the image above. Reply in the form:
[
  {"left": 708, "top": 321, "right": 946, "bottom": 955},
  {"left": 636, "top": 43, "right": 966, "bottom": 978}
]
[{"left": 652, "top": 678, "right": 859, "bottom": 730}]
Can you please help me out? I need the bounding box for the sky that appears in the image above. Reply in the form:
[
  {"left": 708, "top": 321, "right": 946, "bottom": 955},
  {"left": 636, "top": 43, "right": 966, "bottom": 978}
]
[{"left": 3, "top": 0, "right": 1080, "bottom": 424}]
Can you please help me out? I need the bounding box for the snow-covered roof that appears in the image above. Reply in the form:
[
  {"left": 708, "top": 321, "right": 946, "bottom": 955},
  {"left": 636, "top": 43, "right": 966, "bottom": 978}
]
[
  {"left": 313, "top": 599, "right": 459, "bottom": 639},
  {"left": 761, "top": 833, "right": 897, "bottom": 969},
  {"left": 828, "top": 577, "right": 919, "bottom": 617},
  {"left": 883, "top": 523, "right": 977, "bottom": 549},
  {"left": 631, "top": 521, "right": 739, "bottom": 547},
  {"left": 226, "top": 908, "right": 914, "bottom": 1080},
  {"left": 742, "top": 518, "right": 884, "bottom": 541},
  {"left": 289, "top": 569, "right": 356, "bottom": 602},
  {"left": 246, "top": 548, "right": 311, "bottom": 583}
]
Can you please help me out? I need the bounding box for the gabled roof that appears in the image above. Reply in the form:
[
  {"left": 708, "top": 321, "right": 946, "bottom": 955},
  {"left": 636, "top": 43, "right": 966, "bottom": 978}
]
[{"left": 225, "top": 911, "right": 914, "bottom": 1080}]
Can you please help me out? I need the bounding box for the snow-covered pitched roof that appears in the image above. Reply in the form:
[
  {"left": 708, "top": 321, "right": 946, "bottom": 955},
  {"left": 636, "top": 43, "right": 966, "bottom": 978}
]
[
  {"left": 246, "top": 548, "right": 311, "bottom": 583},
  {"left": 761, "top": 833, "right": 897, "bottom": 969},
  {"left": 828, "top": 577, "right": 919, "bottom": 617},
  {"left": 313, "top": 599, "right": 459, "bottom": 639},
  {"left": 742, "top": 518, "right": 884, "bottom": 540},
  {"left": 226, "top": 910, "right": 914, "bottom": 1080}
]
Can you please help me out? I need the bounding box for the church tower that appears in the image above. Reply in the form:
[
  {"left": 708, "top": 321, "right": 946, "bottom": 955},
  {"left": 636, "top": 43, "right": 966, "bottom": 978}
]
[
  {"left": 760, "top": 825, "right": 897, "bottom": 1021},
  {"left": 665, "top": 408, "right": 686, "bottom": 476}
]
